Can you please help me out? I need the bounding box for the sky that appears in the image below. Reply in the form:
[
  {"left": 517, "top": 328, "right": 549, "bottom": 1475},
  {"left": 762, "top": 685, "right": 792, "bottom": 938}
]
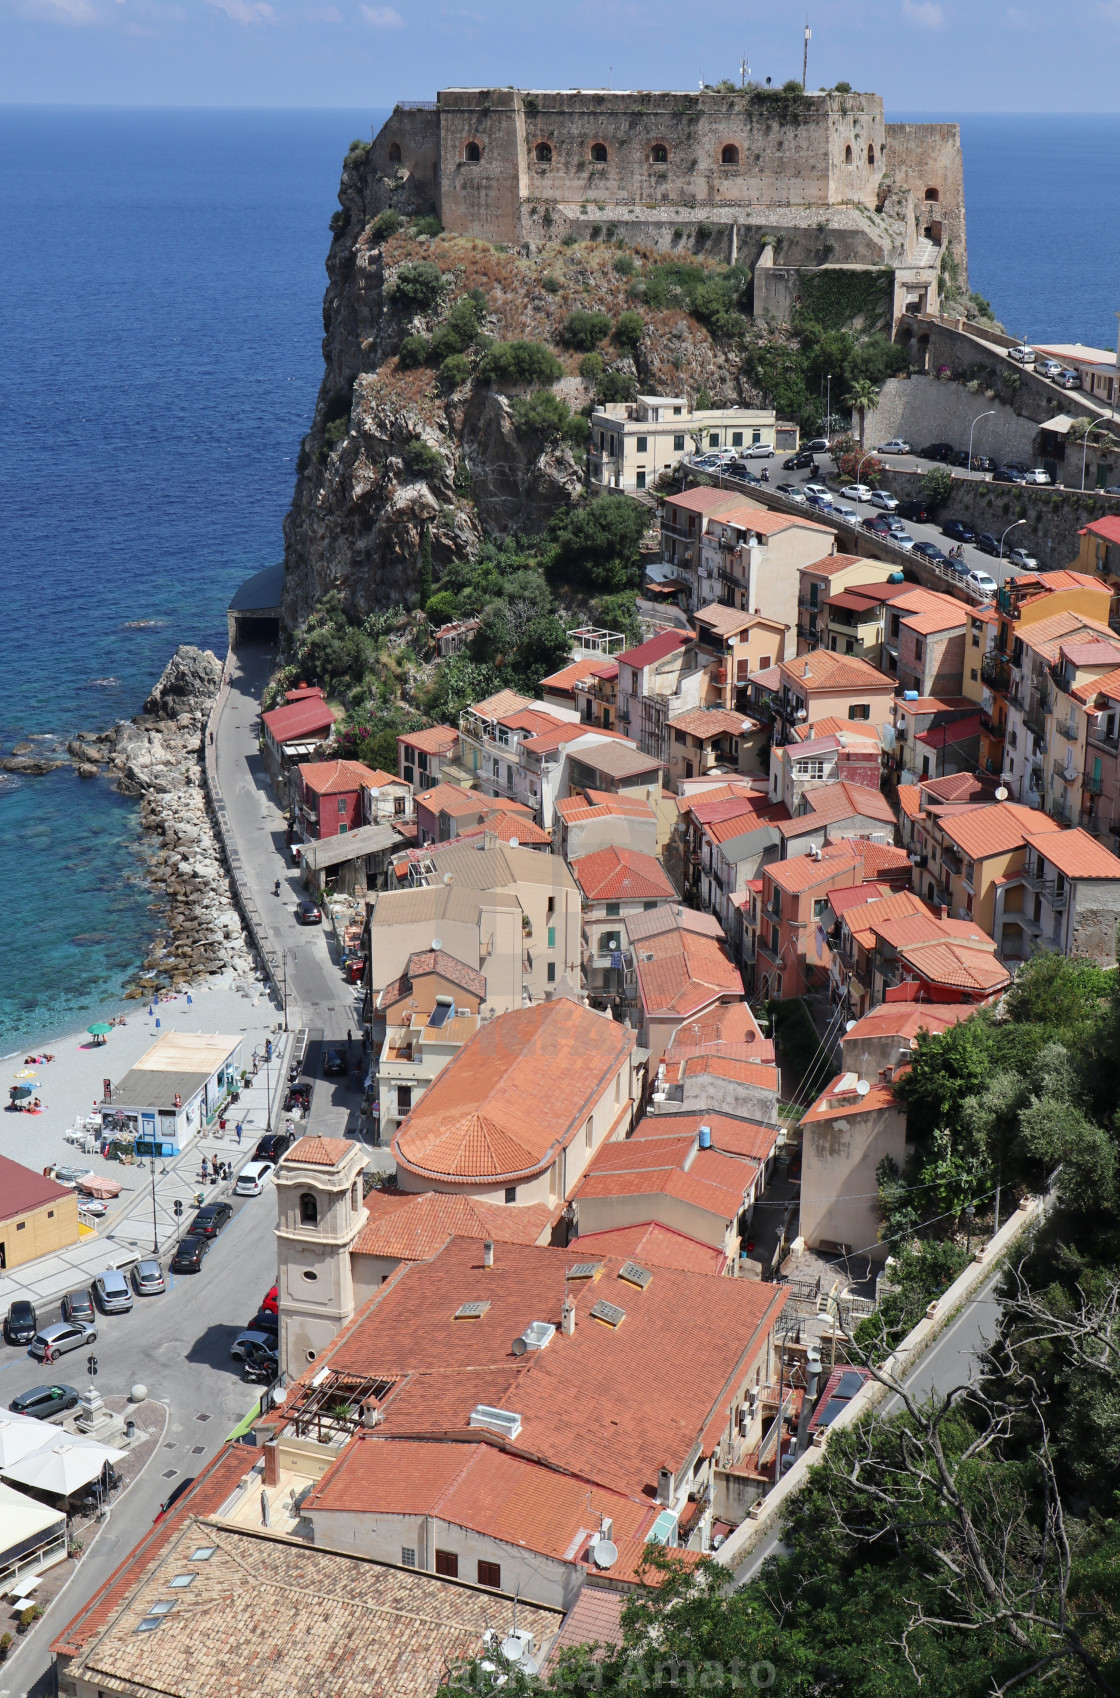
[{"left": 2, "top": 0, "right": 1120, "bottom": 112}]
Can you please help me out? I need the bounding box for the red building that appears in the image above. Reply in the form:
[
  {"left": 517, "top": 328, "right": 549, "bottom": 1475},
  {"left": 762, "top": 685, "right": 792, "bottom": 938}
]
[{"left": 297, "top": 759, "right": 384, "bottom": 841}]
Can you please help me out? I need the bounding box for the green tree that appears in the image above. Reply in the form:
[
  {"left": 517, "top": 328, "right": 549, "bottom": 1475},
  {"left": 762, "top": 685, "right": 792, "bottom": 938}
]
[
  {"left": 397, "top": 334, "right": 430, "bottom": 369},
  {"left": 478, "top": 340, "right": 563, "bottom": 386},
  {"left": 843, "top": 377, "right": 880, "bottom": 447},
  {"left": 425, "top": 589, "right": 457, "bottom": 625},
  {"left": 418, "top": 525, "right": 432, "bottom": 607},
  {"left": 544, "top": 497, "right": 649, "bottom": 593},
  {"left": 405, "top": 441, "right": 444, "bottom": 481},
  {"left": 919, "top": 464, "right": 954, "bottom": 506},
  {"left": 560, "top": 309, "right": 611, "bottom": 351},
  {"left": 613, "top": 310, "right": 645, "bottom": 351},
  {"left": 387, "top": 260, "right": 444, "bottom": 312}
]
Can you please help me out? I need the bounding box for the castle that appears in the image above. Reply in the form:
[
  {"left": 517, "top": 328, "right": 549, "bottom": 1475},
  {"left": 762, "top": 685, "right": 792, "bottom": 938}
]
[{"left": 370, "top": 87, "right": 967, "bottom": 325}]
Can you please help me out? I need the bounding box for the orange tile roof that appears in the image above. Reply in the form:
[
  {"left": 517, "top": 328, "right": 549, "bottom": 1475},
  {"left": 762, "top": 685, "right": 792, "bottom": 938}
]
[
  {"left": 1018, "top": 609, "right": 1114, "bottom": 664},
  {"left": 668, "top": 706, "right": 759, "bottom": 739},
  {"left": 455, "top": 811, "right": 554, "bottom": 846},
  {"left": 570, "top": 846, "right": 678, "bottom": 903},
  {"left": 860, "top": 841, "right": 913, "bottom": 877},
  {"left": 574, "top": 1134, "right": 758, "bottom": 1219},
  {"left": 768, "top": 840, "right": 861, "bottom": 894},
  {"left": 1023, "top": 827, "right": 1120, "bottom": 880},
  {"left": 308, "top": 1237, "right": 789, "bottom": 1500},
  {"left": 778, "top": 650, "right": 895, "bottom": 693},
  {"left": 392, "top": 949, "right": 487, "bottom": 1002},
  {"left": 799, "top": 779, "right": 896, "bottom": 825},
  {"left": 792, "top": 715, "right": 852, "bottom": 741},
  {"left": 901, "top": 604, "right": 970, "bottom": 636},
  {"left": 802, "top": 1075, "right": 899, "bottom": 1123},
  {"left": 299, "top": 758, "right": 393, "bottom": 796},
  {"left": 801, "top": 553, "right": 874, "bottom": 579},
  {"left": 693, "top": 603, "right": 785, "bottom": 637},
  {"left": 897, "top": 784, "right": 923, "bottom": 822},
  {"left": 392, "top": 1002, "right": 634, "bottom": 1184},
  {"left": 920, "top": 772, "right": 997, "bottom": 804},
  {"left": 540, "top": 1588, "right": 625, "bottom": 1674},
  {"left": 398, "top": 724, "right": 459, "bottom": 754},
  {"left": 584, "top": 788, "right": 657, "bottom": 814},
  {"left": 353, "top": 1190, "right": 555, "bottom": 1260},
  {"left": 539, "top": 656, "right": 612, "bottom": 692},
  {"left": 569, "top": 1220, "right": 727, "bottom": 1275},
  {"left": 842, "top": 1003, "right": 973, "bottom": 1046},
  {"left": 632, "top": 1110, "right": 780, "bottom": 1164},
  {"left": 673, "top": 1054, "right": 781, "bottom": 1094},
  {"left": 894, "top": 939, "right": 1009, "bottom": 994},
  {"left": 416, "top": 781, "right": 489, "bottom": 817},
  {"left": 285, "top": 1136, "right": 354, "bottom": 1167},
  {"left": 842, "top": 888, "right": 932, "bottom": 947},
  {"left": 469, "top": 688, "right": 533, "bottom": 719},
  {"left": 632, "top": 922, "right": 743, "bottom": 1019},
  {"left": 938, "top": 801, "right": 1062, "bottom": 860},
  {"left": 662, "top": 1000, "right": 765, "bottom": 1055},
  {"left": 705, "top": 806, "right": 777, "bottom": 846},
  {"left": 261, "top": 695, "right": 337, "bottom": 743},
  {"left": 663, "top": 486, "right": 748, "bottom": 517},
  {"left": 715, "top": 507, "right": 832, "bottom": 537}
]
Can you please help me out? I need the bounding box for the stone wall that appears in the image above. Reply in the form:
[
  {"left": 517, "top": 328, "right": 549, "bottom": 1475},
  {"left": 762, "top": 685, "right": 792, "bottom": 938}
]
[
  {"left": 1069, "top": 885, "right": 1120, "bottom": 963},
  {"left": 864, "top": 374, "right": 1044, "bottom": 466},
  {"left": 884, "top": 122, "right": 968, "bottom": 284}
]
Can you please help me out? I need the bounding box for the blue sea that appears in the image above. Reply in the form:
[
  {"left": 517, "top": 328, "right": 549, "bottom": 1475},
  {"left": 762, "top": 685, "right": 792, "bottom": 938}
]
[{"left": 0, "top": 108, "right": 1117, "bottom": 1050}]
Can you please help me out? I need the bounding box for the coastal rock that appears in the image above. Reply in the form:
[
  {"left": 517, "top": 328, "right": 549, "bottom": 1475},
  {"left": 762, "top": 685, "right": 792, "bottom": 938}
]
[
  {"left": 0, "top": 755, "right": 67, "bottom": 776},
  {"left": 142, "top": 645, "right": 223, "bottom": 721}
]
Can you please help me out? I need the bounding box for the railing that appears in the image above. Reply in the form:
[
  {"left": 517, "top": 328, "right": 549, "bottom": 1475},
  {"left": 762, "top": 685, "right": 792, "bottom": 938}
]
[
  {"left": 1085, "top": 770, "right": 1104, "bottom": 794},
  {"left": 940, "top": 847, "right": 963, "bottom": 875},
  {"left": 981, "top": 653, "right": 1012, "bottom": 692},
  {"left": 1056, "top": 718, "right": 1079, "bottom": 742},
  {"left": 1051, "top": 760, "right": 1077, "bottom": 786},
  {"left": 1024, "top": 706, "right": 1048, "bottom": 741},
  {"left": 1050, "top": 794, "right": 1073, "bottom": 824}
]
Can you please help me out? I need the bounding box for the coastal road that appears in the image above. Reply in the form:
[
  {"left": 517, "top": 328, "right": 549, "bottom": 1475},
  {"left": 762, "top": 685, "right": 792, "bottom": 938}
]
[
  {"left": 1, "top": 1181, "right": 279, "bottom": 1698},
  {"left": 214, "top": 642, "right": 365, "bottom": 1137}
]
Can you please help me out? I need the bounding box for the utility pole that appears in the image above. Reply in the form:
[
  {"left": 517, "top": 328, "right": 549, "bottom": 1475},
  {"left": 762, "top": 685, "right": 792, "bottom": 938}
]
[
  {"left": 150, "top": 1157, "right": 160, "bottom": 1255},
  {"left": 802, "top": 22, "right": 811, "bottom": 90}
]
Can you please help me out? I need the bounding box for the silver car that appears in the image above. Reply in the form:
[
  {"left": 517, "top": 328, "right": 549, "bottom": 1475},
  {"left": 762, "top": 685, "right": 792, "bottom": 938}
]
[
  {"left": 133, "top": 1259, "right": 166, "bottom": 1296},
  {"left": 92, "top": 1269, "right": 133, "bottom": 1315},
  {"left": 30, "top": 1320, "right": 97, "bottom": 1361},
  {"left": 230, "top": 1327, "right": 276, "bottom": 1361}
]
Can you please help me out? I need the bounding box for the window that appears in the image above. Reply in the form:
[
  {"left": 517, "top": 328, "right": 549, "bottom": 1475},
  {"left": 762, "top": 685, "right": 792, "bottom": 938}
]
[
  {"left": 547, "top": 962, "right": 556, "bottom": 983},
  {"left": 388, "top": 142, "right": 401, "bottom": 163},
  {"left": 478, "top": 1560, "right": 502, "bottom": 1588},
  {"left": 867, "top": 142, "right": 876, "bottom": 165},
  {"left": 435, "top": 1550, "right": 459, "bottom": 1578},
  {"left": 590, "top": 142, "right": 608, "bottom": 162},
  {"left": 731, "top": 431, "right": 743, "bottom": 447},
  {"left": 924, "top": 186, "right": 940, "bottom": 202},
  {"left": 585, "top": 1118, "right": 594, "bottom": 1150},
  {"left": 505, "top": 1186, "right": 517, "bottom": 1204},
  {"left": 845, "top": 144, "right": 853, "bottom": 164},
  {"left": 845, "top": 639, "right": 855, "bottom": 655},
  {"left": 547, "top": 925, "right": 556, "bottom": 947},
  {"left": 970, "top": 668, "right": 978, "bottom": 682},
  {"left": 721, "top": 143, "right": 740, "bottom": 165},
  {"left": 464, "top": 140, "right": 481, "bottom": 161},
  {"left": 643, "top": 898, "right": 659, "bottom": 910},
  {"left": 337, "top": 797, "right": 347, "bottom": 815},
  {"left": 351, "top": 1181, "right": 359, "bottom": 1210},
  {"left": 685, "top": 760, "right": 694, "bottom": 778},
  {"left": 535, "top": 142, "right": 552, "bottom": 163},
  {"left": 674, "top": 433, "right": 685, "bottom": 451},
  {"left": 397, "top": 1084, "right": 412, "bottom": 1115},
  {"left": 302, "top": 1269, "right": 318, "bottom": 1283},
  {"left": 650, "top": 143, "right": 668, "bottom": 163},
  {"left": 636, "top": 435, "right": 647, "bottom": 452},
  {"left": 299, "top": 1193, "right": 318, "bottom": 1225},
  {"left": 913, "top": 639, "right": 924, "bottom": 661},
  {"left": 771, "top": 923, "right": 780, "bottom": 954},
  {"left": 921, "top": 755, "right": 930, "bottom": 778},
  {"left": 636, "top": 471, "right": 646, "bottom": 490},
  {"left": 708, "top": 432, "right": 719, "bottom": 448},
  {"left": 401, "top": 1547, "right": 417, "bottom": 1567},
  {"left": 605, "top": 901, "right": 621, "bottom": 918},
  {"left": 848, "top": 704, "right": 871, "bottom": 720},
  {"left": 403, "top": 763, "right": 414, "bottom": 784}
]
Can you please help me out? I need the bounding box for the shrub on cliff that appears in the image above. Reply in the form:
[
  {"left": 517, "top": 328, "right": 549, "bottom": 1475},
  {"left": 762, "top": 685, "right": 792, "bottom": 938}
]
[
  {"left": 510, "top": 390, "right": 587, "bottom": 448},
  {"left": 439, "top": 353, "right": 471, "bottom": 388},
  {"left": 368, "top": 209, "right": 401, "bottom": 241},
  {"left": 398, "top": 334, "right": 430, "bottom": 369},
  {"left": 405, "top": 441, "right": 444, "bottom": 481},
  {"left": 478, "top": 340, "right": 563, "bottom": 386},
  {"left": 613, "top": 310, "right": 645, "bottom": 351},
  {"left": 920, "top": 465, "right": 954, "bottom": 506},
  {"left": 428, "top": 296, "right": 484, "bottom": 363},
  {"left": 411, "top": 214, "right": 443, "bottom": 237},
  {"left": 544, "top": 497, "right": 648, "bottom": 593},
  {"left": 345, "top": 139, "right": 370, "bottom": 167},
  {"left": 561, "top": 310, "right": 611, "bottom": 352},
  {"left": 579, "top": 352, "right": 605, "bottom": 381},
  {"left": 425, "top": 590, "right": 458, "bottom": 625},
  {"left": 597, "top": 369, "right": 637, "bottom": 404},
  {"left": 387, "top": 260, "right": 445, "bottom": 312}
]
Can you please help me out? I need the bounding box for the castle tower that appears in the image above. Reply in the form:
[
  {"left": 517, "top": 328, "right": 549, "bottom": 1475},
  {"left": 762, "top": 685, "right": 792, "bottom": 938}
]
[{"left": 274, "top": 1135, "right": 368, "bottom": 1377}]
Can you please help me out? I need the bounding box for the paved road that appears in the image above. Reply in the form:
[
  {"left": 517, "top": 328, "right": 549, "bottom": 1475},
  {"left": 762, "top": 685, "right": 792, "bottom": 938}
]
[{"left": 732, "top": 1258, "right": 1005, "bottom": 1587}]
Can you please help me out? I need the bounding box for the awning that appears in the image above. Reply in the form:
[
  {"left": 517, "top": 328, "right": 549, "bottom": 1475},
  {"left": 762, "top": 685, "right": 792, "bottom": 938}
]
[
  {"left": 1039, "top": 414, "right": 1081, "bottom": 436},
  {"left": 0, "top": 1481, "right": 65, "bottom": 1564},
  {"left": 2, "top": 1437, "right": 125, "bottom": 1496}
]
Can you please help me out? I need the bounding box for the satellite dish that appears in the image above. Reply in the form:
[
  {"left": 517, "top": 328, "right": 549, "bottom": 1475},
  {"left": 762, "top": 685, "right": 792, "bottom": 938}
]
[
  {"left": 592, "top": 1539, "right": 619, "bottom": 1569},
  {"left": 442, "top": 872, "right": 454, "bottom": 885},
  {"left": 509, "top": 835, "right": 519, "bottom": 846},
  {"left": 845, "top": 1019, "right": 857, "bottom": 1032},
  {"left": 431, "top": 936, "right": 443, "bottom": 950},
  {"left": 855, "top": 1080, "right": 871, "bottom": 1097},
  {"left": 272, "top": 1386, "right": 287, "bottom": 1403},
  {"left": 995, "top": 785, "right": 1009, "bottom": 801}
]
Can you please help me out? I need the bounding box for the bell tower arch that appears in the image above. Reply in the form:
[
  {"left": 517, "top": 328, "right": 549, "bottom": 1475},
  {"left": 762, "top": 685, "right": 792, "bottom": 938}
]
[{"left": 275, "top": 1136, "right": 368, "bottom": 1376}]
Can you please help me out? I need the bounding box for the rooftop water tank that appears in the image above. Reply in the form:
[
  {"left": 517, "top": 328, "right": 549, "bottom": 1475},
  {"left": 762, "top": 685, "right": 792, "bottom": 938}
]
[
  {"left": 903, "top": 690, "right": 920, "bottom": 701},
  {"left": 697, "top": 1125, "right": 712, "bottom": 1148}
]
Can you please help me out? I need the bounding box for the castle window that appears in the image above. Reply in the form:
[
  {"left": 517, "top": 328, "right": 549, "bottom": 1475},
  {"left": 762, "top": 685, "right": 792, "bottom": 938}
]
[
  {"left": 590, "top": 142, "right": 608, "bottom": 163},
  {"left": 844, "top": 144, "right": 853, "bottom": 165},
  {"left": 925, "top": 186, "right": 940, "bottom": 202},
  {"left": 649, "top": 144, "right": 669, "bottom": 164},
  {"left": 299, "top": 1192, "right": 318, "bottom": 1225},
  {"left": 867, "top": 143, "right": 876, "bottom": 165},
  {"left": 388, "top": 142, "right": 401, "bottom": 164},
  {"left": 464, "top": 140, "right": 481, "bottom": 162},
  {"left": 535, "top": 142, "right": 552, "bottom": 163},
  {"left": 721, "top": 143, "right": 740, "bottom": 166}
]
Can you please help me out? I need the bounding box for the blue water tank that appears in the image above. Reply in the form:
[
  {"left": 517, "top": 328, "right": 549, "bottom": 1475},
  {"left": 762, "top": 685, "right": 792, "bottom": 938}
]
[
  {"left": 697, "top": 1124, "right": 712, "bottom": 1148},
  {"left": 903, "top": 690, "right": 920, "bottom": 700},
  {"left": 888, "top": 572, "right": 905, "bottom": 583}
]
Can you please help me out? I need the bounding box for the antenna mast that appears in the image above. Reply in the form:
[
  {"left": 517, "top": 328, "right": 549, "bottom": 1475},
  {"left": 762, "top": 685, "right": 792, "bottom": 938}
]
[{"left": 802, "top": 22, "right": 811, "bottom": 90}]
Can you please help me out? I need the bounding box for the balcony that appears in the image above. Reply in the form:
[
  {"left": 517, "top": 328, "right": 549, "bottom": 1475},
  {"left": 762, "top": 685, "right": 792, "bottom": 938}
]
[
  {"left": 756, "top": 934, "right": 781, "bottom": 966},
  {"left": 1024, "top": 704, "right": 1049, "bottom": 741},
  {"left": 1052, "top": 760, "right": 1077, "bottom": 787},
  {"left": 1085, "top": 770, "right": 1104, "bottom": 795},
  {"left": 1050, "top": 795, "right": 1073, "bottom": 825},
  {"left": 940, "top": 846, "right": 963, "bottom": 876},
  {"left": 1056, "top": 718, "right": 1079, "bottom": 742},
  {"left": 981, "top": 653, "right": 1012, "bottom": 693},
  {"left": 1089, "top": 726, "right": 1120, "bottom": 752}
]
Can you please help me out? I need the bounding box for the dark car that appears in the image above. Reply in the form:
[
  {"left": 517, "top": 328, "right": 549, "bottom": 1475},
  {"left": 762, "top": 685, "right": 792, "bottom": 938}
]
[
  {"left": 323, "top": 1048, "right": 348, "bottom": 1077},
  {"left": 170, "top": 1235, "right": 210, "bottom": 1274},
  {"left": 246, "top": 1308, "right": 279, "bottom": 1336},
  {"left": 912, "top": 540, "right": 949, "bottom": 563},
  {"left": 862, "top": 515, "right": 894, "bottom": 535},
  {"left": 783, "top": 451, "right": 818, "bottom": 471},
  {"left": 9, "top": 1383, "right": 79, "bottom": 1418},
  {"left": 897, "top": 499, "right": 932, "bottom": 523},
  {"left": 920, "top": 442, "right": 954, "bottom": 463},
  {"left": 942, "top": 519, "right": 976, "bottom": 544},
  {"left": 254, "top": 1131, "right": 294, "bottom": 1164},
  {"left": 61, "top": 1290, "right": 96, "bottom": 1326},
  {"left": 4, "top": 1300, "right": 37, "bottom": 1347},
  {"left": 975, "top": 532, "right": 1003, "bottom": 556},
  {"left": 296, "top": 900, "right": 322, "bottom": 926},
  {"left": 993, "top": 465, "right": 1028, "bottom": 485},
  {"left": 726, "top": 461, "right": 761, "bottom": 482},
  {"left": 188, "top": 1202, "right": 233, "bottom": 1240},
  {"left": 154, "top": 1476, "right": 196, "bottom": 1522}
]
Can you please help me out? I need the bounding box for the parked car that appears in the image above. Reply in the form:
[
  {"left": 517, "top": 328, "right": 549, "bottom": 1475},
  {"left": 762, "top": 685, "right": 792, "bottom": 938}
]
[
  {"left": 830, "top": 503, "right": 858, "bottom": 524},
  {"left": 898, "top": 500, "right": 932, "bottom": 522},
  {"left": 1008, "top": 547, "right": 1040, "bottom": 570},
  {"left": 867, "top": 490, "right": 900, "bottom": 512},
  {"left": 242, "top": 1341, "right": 279, "bottom": 1385},
  {"left": 783, "top": 451, "right": 818, "bottom": 471},
  {"left": 724, "top": 460, "right": 750, "bottom": 478},
  {"left": 803, "top": 483, "right": 832, "bottom": 502},
  {"left": 9, "top": 1383, "right": 79, "bottom": 1418},
  {"left": 30, "top": 1320, "right": 96, "bottom": 1362},
  {"left": 919, "top": 442, "right": 954, "bottom": 462},
  {"left": 1008, "top": 344, "right": 1036, "bottom": 365},
  {"left": 975, "top": 532, "right": 1003, "bottom": 556},
  {"left": 260, "top": 1285, "right": 279, "bottom": 1316},
  {"left": 254, "top": 1131, "right": 295, "bottom": 1163},
  {"left": 803, "top": 437, "right": 830, "bottom": 452},
  {"left": 4, "top": 1300, "right": 37, "bottom": 1347},
  {"left": 993, "top": 466, "right": 1027, "bottom": 485},
  {"left": 966, "top": 569, "right": 999, "bottom": 598},
  {"left": 154, "top": 1477, "right": 196, "bottom": 1522},
  {"left": 876, "top": 439, "right": 912, "bottom": 455},
  {"left": 912, "top": 540, "right": 950, "bottom": 563},
  {"left": 247, "top": 1308, "right": 278, "bottom": 1336},
  {"left": 1056, "top": 369, "right": 1082, "bottom": 389},
  {"left": 692, "top": 454, "right": 721, "bottom": 469},
  {"left": 776, "top": 483, "right": 808, "bottom": 503},
  {"left": 234, "top": 1161, "right": 275, "bottom": 1198},
  {"left": 745, "top": 441, "right": 775, "bottom": 458},
  {"left": 944, "top": 556, "right": 971, "bottom": 579},
  {"left": 862, "top": 515, "right": 894, "bottom": 535},
  {"left": 840, "top": 483, "right": 874, "bottom": 502},
  {"left": 133, "top": 1259, "right": 166, "bottom": 1296},
  {"left": 230, "top": 1326, "right": 276, "bottom": 1361},
  {"left": 1037, "top": 358, "right": 1063, "bottom": 379},
  {"left": 188, "top": 1202, "right": 233, "bottom": 1240},
  {"left": 170, "top": 1236, "right": 209, "bottom": 1275},
  {"left": 1104, "top": 485, "right": 1120, "bottom": 497},
  {"left": 91, "top": 1270, "right": 133, "bottom": 1315},
  {"left": 888, "top": 530, "right": 915, "bottom": 550},
  {"left": 805, "top": 493, "right": 832, "bottom": 512},
  {"left": 884, "top": 517, "right": 910, "bottom": 534},
  {"left": 972, "top": 455, "right": 996, "bottom": 473},
  {"left": 942, "top": 519, "right": 976, "bottom": 545},
  {"left": 323, "top": 1048, "right": 348, "bottom": 1077},
  {"left": 1021, "top": 468, "right": 1052, "bottom": 485},
  {"left": 296, "top": 900, "right": 322, "bottom": 926},
  {"left": 61, "top": 1290, "right": 96, "bottom": 1326}
]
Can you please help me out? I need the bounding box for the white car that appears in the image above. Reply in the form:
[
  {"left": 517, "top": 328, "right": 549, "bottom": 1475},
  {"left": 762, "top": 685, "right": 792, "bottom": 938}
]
[
  {"left": 966, "top": 569, "right": 998, "bottom": 598},
  {"left": 1008, "top": 345, "right": 1036, "bottom": 365},
  {"left": 1037, "top": 358, "right": 1063, "bottom": 380},
  {"left": 744, "top": 442, "right": 775, "bottom": 458},
  {"left": 234, "top": 1160, "right": 275, "bottom": 1197},
  {"left": 868, "top": 490, "right": 899, "bottom": 512},
  {"left": 876, "top": 439, "right": 912, "bottom": 455},
  {"left": 831, "top": 503, "right": 858, "bottom": 524},
  {"left": 1021, "top": 468, "right": 1051, "bottom": 485},
  {"left": 803, "top": 483, "right": 832, "bottom": 502},
  {"left": 889, "top": 530, "right": 915, "bottom": 550},
  {"left": 1007, "top": 547, "right": 1040, "bottom": 570},
  {"left": 1056, "top": 369, "right": 1082, "bottom": 389},
  {"left": 840, "top": 484, "right": 874, "bottom": 501}
]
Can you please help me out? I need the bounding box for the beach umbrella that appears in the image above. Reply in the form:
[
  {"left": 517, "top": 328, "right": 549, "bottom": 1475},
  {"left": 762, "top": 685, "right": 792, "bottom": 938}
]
[
  {"left": 10, "top": 1085, "right": 33, "bottom": 1099},
  {"left": 88, "top": 1023, "right": 113, "bottom": 1037},
  {"left": 1, "top": 1437, "right": 124, "bottom": 1496},
  {"left": 0, "top": 1413, "right": 59, "bottom": 1468}
]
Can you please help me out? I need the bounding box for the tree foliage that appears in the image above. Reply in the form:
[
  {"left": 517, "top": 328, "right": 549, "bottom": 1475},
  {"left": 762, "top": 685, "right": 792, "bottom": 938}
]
[
  {"left": 387, "top": 259, "right": 444, "bottom": 312},
  {"left": 478, "top": 339, "right": 563, "bottom": 386},
  {"left": 560, "top": 309, "right": 611, "bottom": 351},
  {"left": 543, "top": 495, "right": 649, "bottom": 593}
]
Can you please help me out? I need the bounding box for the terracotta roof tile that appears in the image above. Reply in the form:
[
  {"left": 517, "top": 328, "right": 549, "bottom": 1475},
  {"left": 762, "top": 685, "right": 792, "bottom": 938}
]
[
  {"left": 404, "top": 950, "right": 487, "bottom": 999},
  {"left": 617, "top": 630, "right": 693, "bottom": 669},
  {"left": 693, "top": 603, "right": 784, "bottom": 636},
  {"left": 668, "top": 706, "right": 759, "bottom": 739},
  {"left": 285, "top": 1136, "right": 354, "bottom": 1168},
  {"left": 939, "top": 801, "right": 1062, "bottom": 860},
  {"left": 842, "top": 1003, "right": 973, "bottom": 1045},
  {"left": 802, "top": 1075, "right": 899, "bottom": 1123},
  {"left": 570, "top": 846, "right": 677, "bottom": 902},
  {"left": 631, "top": 923, "right": 743, "bottom": 1019},
  {"left": 416, "top": 782, "right": 490, "bottom": 817},
  {"left": 353, "top": 1191, "right": 556, "bottom": 1260},
  {"left": 1022, "top": 827, "right": 1120, "bottom": 880},
  {"left": 299, "top": 759, "right": 395, "bottom": 796},
  {"left": 663, "top": 487, "right": 747, "bottom": 517},
  {"left": 469, "top": 688, "right": 533, "bottom": 719},
  {"left": 539, "top": 656, "right": 613, "bottom": 692},
  {"left": 777, "top": 650, "right": 894, "bottom": 693},
  {"left": 575, "top": 1136, "right": 759, "bottom": 1218},
  {"left": 398, "top": 725, "right": 459, "bottom": 754},
  {"left": 569, "top": 1220, "right": 727, "bottom": 1275},
  {"left": 261, "top": 696, "right": 336, "bottom": 743}
]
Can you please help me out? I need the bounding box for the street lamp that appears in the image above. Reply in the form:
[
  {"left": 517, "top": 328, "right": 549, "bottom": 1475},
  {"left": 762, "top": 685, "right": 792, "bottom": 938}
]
[
  {"left": 150, "top": 1157, "right": 160, "bottom": 1255},
  {"left": 1080, "top": 417, "right": 1115, "bottom": 492},
  {"left": 967, "top": 409, "right": 995, "bottom": 476},
  {"left": 998, "top": 518, "right": 1027, "bottom": 582}
]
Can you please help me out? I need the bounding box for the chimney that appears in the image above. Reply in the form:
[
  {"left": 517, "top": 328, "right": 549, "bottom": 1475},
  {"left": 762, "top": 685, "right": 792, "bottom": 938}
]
[
  {"left": 263, "top": 1440, "right": 281, "bottom": 1488},
  {"left": 657, "top": 1466, "right": 674, "bottom": 1506},
  {"left": 483, "top": 1240, "right": 494, "bottom": 1269},
  {"left": 937, "top": 903, "right": 949, "bottom": 920},
  {"left": 561, "top": 1296, "right": 576, "bottom": 1336},
  {"left": 803, "top": 662, "right": 811, "bottom": 679}
]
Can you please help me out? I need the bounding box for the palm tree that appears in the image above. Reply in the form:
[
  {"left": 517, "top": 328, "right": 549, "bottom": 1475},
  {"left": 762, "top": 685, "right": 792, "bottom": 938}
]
[{"left": 844, "top": 380, "right": 880, "bottom": 450}]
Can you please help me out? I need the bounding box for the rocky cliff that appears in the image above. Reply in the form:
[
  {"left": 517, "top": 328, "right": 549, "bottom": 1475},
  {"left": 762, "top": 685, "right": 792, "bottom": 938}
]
[{"left": 281, "top": 148, "right": 764, "bottom": 625}]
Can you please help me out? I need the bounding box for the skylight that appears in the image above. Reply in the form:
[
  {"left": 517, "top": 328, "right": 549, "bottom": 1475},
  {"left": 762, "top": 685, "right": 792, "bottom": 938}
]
[
  {"left": 589, "top": 1299, "right": 626, "bottom": 1328},
  {"left": 148, "top": 1601, "right": 175, "bottom": 1616},
  {"left": 455, "top": 1300, "right": 490, "bottom": 1320},
  {"left": 566, "top": 1261, "right": 601, "bottom": 1281},
  {"left": 168, "top": 1574, "right": 197, "bottom": 1589},
  {"left": 618, "top": 1261, "right": 653, "bottom": 1290},
  {"left": 189, "top": 1546, "right": 216, "bottom": 1562},
  {"left": 135, "top": 1618, "right": 162, "bottom": 1634}
]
